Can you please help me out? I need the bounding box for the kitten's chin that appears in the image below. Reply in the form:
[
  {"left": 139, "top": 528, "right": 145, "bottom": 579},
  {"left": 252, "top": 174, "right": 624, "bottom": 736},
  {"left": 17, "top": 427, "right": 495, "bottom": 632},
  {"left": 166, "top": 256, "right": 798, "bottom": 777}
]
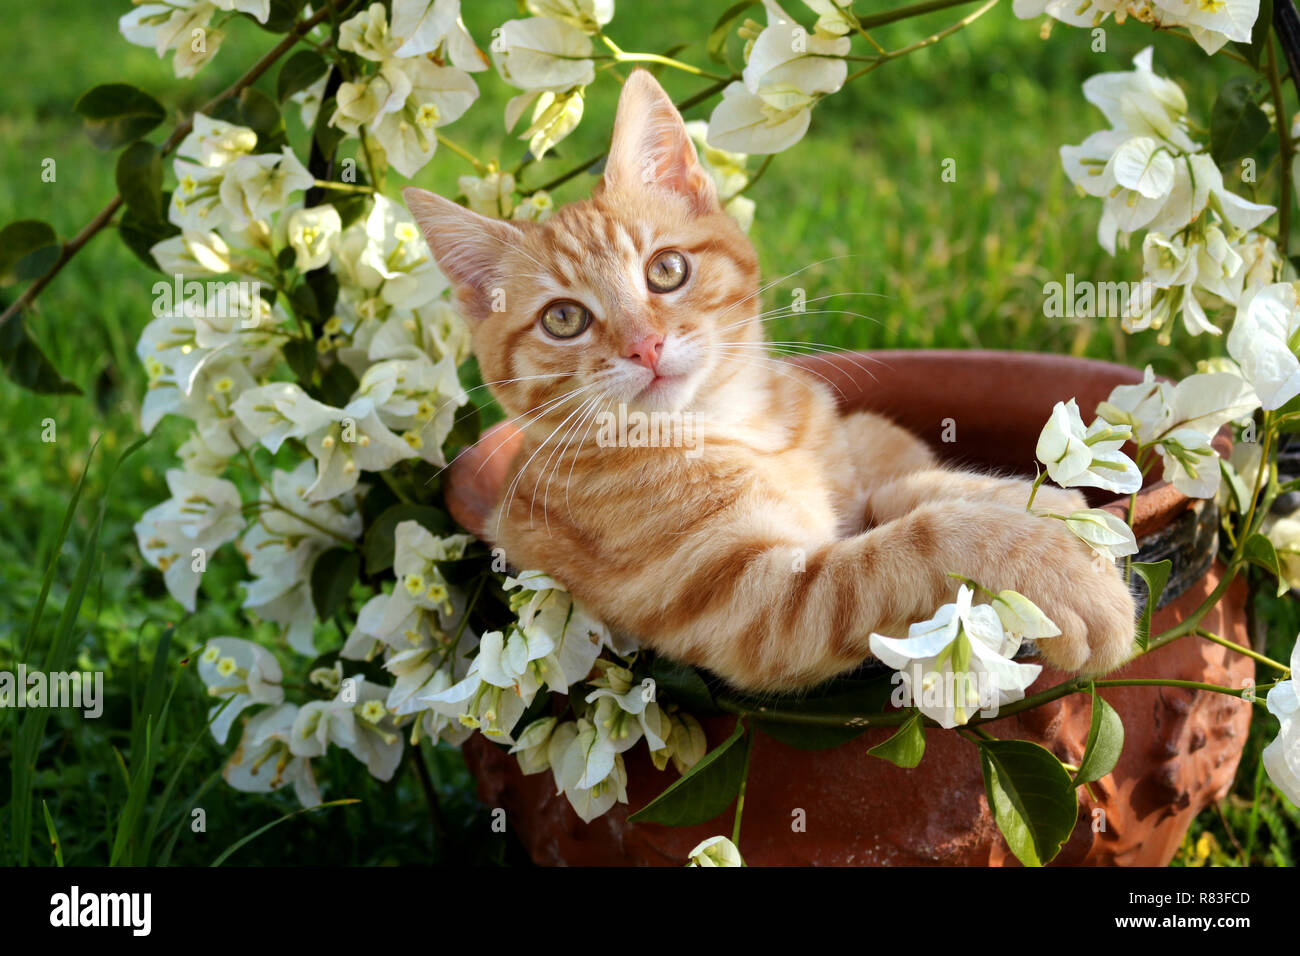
[{"left": 627, "top": 370, "right": 703, "bottom": 413}]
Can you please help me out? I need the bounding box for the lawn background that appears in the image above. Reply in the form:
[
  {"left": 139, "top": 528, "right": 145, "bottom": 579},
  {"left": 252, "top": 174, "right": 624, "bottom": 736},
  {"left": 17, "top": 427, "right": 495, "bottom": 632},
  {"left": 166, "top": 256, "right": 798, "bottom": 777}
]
[{"left": 0, "top": 0, "right": 1295, "bottom": 865}]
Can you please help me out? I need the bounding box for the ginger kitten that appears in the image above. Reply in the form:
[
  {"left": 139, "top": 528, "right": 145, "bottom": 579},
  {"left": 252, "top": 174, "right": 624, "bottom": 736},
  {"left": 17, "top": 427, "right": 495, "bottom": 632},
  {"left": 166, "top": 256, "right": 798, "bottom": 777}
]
[{"left": 404, "top": 70, "right": 1137, "bottom": 692}]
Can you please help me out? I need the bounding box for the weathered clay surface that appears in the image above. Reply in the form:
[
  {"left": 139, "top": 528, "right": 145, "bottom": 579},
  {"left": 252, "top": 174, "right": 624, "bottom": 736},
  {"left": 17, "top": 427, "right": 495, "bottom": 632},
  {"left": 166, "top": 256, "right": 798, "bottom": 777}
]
[{"left": 452, "top": 351, "right": 1254, "bottom": 866}]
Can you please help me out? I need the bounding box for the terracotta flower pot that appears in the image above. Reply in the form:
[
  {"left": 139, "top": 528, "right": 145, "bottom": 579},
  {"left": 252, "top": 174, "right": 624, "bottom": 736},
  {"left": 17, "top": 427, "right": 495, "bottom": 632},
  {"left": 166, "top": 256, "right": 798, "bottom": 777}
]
[{"left": 449, "top": 350, "right": 1254, "bottom": 866}]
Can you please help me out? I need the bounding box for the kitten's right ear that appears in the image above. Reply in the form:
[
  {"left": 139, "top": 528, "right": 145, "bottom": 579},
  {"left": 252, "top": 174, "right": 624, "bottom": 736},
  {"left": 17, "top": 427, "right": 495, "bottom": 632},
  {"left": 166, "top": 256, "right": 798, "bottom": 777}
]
[{"left": 403, "top": 187, "right": 525, "bottom": 321}]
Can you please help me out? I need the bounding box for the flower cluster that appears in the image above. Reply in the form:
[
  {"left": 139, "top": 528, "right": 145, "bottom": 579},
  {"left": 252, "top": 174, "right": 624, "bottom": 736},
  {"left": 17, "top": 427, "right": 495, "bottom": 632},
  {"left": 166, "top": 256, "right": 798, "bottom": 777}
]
[
  {"left": 708, "top": 0, "right": 852, "bottom": 154},
  {"left": 1059, "top": 48, "right": 1279, "bottom": 339}
]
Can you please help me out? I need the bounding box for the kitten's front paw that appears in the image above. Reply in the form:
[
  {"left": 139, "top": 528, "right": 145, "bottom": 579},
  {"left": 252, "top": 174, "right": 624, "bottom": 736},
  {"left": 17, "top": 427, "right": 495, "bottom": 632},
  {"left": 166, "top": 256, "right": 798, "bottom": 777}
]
[{"left": 1026, "top": 545, "right": 1138, "bottom": 676}]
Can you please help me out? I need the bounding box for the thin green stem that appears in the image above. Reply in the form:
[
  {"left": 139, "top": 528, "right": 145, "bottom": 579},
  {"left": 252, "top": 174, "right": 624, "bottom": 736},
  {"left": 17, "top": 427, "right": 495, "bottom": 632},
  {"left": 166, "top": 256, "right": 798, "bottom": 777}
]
[
  {"left": 1196, "top": 627, "right": 1291, "bottom": 673},
  {"left": 855, "top": 0, "right": 981, "bottom": 30},
  {"left": 730, "top": 723, "right": 753, "bottom": 851},
  {"left": 846, "top": 0, "right": 1000, "bottom": 84},
  {"left": 436, "top": 132, "right": 486, "bottom": 172}
]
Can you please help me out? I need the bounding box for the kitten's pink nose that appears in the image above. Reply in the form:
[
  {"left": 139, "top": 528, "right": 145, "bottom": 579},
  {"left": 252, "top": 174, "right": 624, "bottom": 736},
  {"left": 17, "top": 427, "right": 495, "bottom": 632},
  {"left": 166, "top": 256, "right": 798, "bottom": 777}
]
[{"left": 625, "top": 333, "right": 664, "bottom": 372}]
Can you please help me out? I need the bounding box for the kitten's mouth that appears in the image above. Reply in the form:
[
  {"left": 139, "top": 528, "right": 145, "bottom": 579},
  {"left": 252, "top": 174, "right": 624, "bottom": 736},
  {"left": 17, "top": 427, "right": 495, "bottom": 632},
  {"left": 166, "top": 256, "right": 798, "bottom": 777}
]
[{"left": 639, "top": 373, "right": 684, "bottom": 397}]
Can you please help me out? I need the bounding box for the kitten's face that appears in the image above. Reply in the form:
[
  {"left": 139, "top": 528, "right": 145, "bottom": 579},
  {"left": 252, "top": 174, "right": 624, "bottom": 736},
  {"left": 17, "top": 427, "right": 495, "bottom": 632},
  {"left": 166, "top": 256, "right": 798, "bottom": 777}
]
[
  {"left": 406, "top": 70, "right": 761, "bottom": 428},
  {"left": 469, "top": 190, "right": 758, "bottom": 420}
]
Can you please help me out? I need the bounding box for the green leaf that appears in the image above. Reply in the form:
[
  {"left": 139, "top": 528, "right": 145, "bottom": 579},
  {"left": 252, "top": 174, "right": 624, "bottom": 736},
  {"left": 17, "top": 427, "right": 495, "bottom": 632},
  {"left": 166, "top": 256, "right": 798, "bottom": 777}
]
[
  {"left": 0, "top": 220, "right": 59, "bottom": 284},
  {"left": 628, "top": 721, "right": 749, "bottom": 826},
  {"left": 1210, "top": 76, "right": 1270, "bottom": 166},
  {"left": 1233, "top": 0, "right": 1273, "bottom": 67},
  {"left": 1074, "top": 685, "right": 1124, "bottom": 786},
  {"left": 115, "top": 141, "right": 163, "bottom": 220},
  {"left": 41, "top": 801, "right": 64, "bottom": 866},
  {"left": 743, "top": 673, "right": 894, "bottom": 749},
  {"left": 0, "top": 313, "right": 81, "bottom": 395},
  {"left": 978, "top": 739, "right": 1079, "bottom": 867},
  {"left": 311, "top": 547, "right": 360, "bottom": 620},
  {"left": 118, "top": 197, "right": 179, "bottom": 272},
  {"left": 237, "top": 87, "right": 287, "bottom": 151},
  {"left": 283, "top": 338, "right": 317, "bottom": 386},
  {"left": 319, "top": 360, "right": 358, "bottom": 407},
  {"left": 278, "top": 49, "right": 328, "bottom": 102},
  {"left": 74, "top": 84, "right": 165, "bottom": 150},
  {"left": 363, "top": 504, "right": 452, "bottom": 575},
  {"left": 707, "top": 0, "right": 758, "bottom": 64},
  {"left": 254, "top": 0, "right": 306, "bottom": 33},
  {"left": 1130, "top": 559, "right": 1171, "bottom": 650},
  {"left": 647, "top": 655, "right": 716, "bottom": 713},
  {"left": 1242, "top": 532, "right": 1290, "bottom": 596},
  {"left": 866, "top": 711, "right": 926, "bottom": 768}
]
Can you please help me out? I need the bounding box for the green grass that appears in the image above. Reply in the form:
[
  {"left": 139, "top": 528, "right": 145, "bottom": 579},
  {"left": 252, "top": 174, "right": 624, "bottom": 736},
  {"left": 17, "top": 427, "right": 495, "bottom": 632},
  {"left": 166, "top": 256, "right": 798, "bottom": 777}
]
[{"left": 0, "top": 0, "right": 1294, "bottom": 865}]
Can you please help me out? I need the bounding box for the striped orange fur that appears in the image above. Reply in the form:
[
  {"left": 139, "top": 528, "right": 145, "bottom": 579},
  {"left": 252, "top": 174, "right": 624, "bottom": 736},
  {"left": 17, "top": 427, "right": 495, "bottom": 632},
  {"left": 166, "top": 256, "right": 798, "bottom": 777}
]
[{"left": 405, "top": 70, "right": 1137, "bottom": 692}]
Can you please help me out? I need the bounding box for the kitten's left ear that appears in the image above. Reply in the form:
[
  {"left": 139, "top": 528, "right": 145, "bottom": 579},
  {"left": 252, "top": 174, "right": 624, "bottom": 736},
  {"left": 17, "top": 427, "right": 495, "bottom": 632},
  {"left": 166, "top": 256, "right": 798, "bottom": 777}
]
[
  {"left": 602, "top": 69, "right": 718, "bottom": 213},
  {"left": 403, "top": 187, "right": 527, "bottom": 322}
]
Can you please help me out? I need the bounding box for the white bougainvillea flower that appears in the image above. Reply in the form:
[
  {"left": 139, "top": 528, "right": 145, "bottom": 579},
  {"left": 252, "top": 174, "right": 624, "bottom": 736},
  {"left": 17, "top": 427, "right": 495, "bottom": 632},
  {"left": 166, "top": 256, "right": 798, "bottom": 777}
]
[
  {"left": 707, "top": 80, "right": 812, "bottom": 154},
  {"left": 1265, "top": 512, "right": 1300, "bottom": 590},
  {"left": 1064, "top": 508, "right": 1139, "bottom": 561},
  {"left": 584, "top": 661, "right": 669, "bottom": 753},
  {"left": 286, "top": 205, "right": 342, "bottom": 272},
  {"left": 391, "top": 0, "right": 488, "bottom": 69},
  {"left": 217, "top": 148, "right": 315, "bottom": 229},
  {"left": 1228, "top": 282, "right": 1300, "bottom": 410},
  {"left": 459, "top": 170, "right": 517, "bottom": 218},
  {"left": 869, "top": 586, "right": 1049, "bottom": 728},
  {"left": 291, "top": 677, "right": 404, "bottom": 781},
  {"left": 333, "top": 195, "right": 449, "bottom": 317},
  {"left": 686, "top": 835, "right": 744, "bottom": 867},
  {"left": 150, "top": 230, "right": 233, "bottom": 275},
  {"left": 232, "top": 382, "right": 338, "bottom": 453},
  {"left": 119, "top": 0, "right": 229, "bottom": 76},
  {"left": 991, "top": 590, "right": 1061, "bottom": 642},
  {"left": 1080, "top": 46, "right": 1194, "bottom": 150},
  {"left": 1150, "top": 0, "right": 1260, "bottom": 55},
  {"left": 743, "top": 0, "right": 849, "bottom": 99},
  {"left": 506, "top": 568, "right": 626, "bottom": 681},
  {"left": 370, "top": 58, "right": 480, "bottom": 177},
  {"left": 331, "top": 60, "right": 414, "bottom": 133},
  {"left": 223, "top": 702, "right": 321, "bottom": 808},
  {"left": 380, "top": 520, "right": 473, "bottom": 630},
  {"left": 550, "top": 718, "right": 629, "bottom": 822},
  {"left": 238, "top": 460, "right": 363, "bottom": 654},
  {"left": 339, "top": 2, "right": 405, "bottom": 60},
  {"left": 494, "top": 16, "right": 594, "bottom": 92},
  {"left": 509, "top": 88, "right": 585, "bottom": 160},
  {"left": 198, "top": 636, "right": 284, "bottom": 743},
  {"left": 525, "top": 0, "right": 614, "bottom": 33},
  {"left": 509, "top": 716, "right": 559, "bottom": 775},
  {"left": 1098, "top": 366, "right": 1257, "bottom": 499},
  {"left": 139, "top": 354, "right": 259, "bottom": 464},
  {"left": 1035, "top": 398, "right": 1142, "bottom": 494},
  {"left": 134, "top": 469, "right": 244, "bottom": 611},
  {"left": 177, "top": 114, "right": 258, "bottom": 167},
  {"left": 421, "top": 656, "right": 530, "bottom": 743},
  {"left": 803, "top": 0, "right": 855, "bottom": 36},
  {"left": 652, "top": 710, "right": 708, "bottom": 774},
  {"left": 1262, "top": 641, "right": 1299, "bottom": 805},
  {"left": 365, "top": 299, "right": 472, "bottom": 366}
]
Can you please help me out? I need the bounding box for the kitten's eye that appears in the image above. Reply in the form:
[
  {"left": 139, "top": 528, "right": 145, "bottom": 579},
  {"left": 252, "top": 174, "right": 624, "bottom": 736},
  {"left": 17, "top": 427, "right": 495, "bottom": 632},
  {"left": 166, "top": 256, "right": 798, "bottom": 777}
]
[
  {"left": 646, "top": 250, "right": 689, "bottom": 293},
  {"left": 539, "top": 300, "right": 592, "bottom": 339}
]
